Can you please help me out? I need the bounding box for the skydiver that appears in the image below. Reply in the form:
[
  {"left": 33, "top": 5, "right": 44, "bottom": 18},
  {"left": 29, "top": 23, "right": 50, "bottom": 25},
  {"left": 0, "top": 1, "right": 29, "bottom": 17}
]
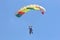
[{"left": 29, "top": 26, "right": 33, "bottom": 35}]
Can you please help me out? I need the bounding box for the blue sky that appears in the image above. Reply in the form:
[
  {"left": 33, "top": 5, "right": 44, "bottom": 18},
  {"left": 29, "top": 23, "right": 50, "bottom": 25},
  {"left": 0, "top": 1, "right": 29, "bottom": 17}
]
[{"left": 0, "top": 0, "right": 60, "bottom": 40}]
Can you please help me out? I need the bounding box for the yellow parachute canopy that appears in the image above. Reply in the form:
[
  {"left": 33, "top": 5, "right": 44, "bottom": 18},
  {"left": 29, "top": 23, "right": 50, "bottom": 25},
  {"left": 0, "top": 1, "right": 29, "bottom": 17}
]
[{"left": 16, "top": 4, "right": 46, "bottom": 17}]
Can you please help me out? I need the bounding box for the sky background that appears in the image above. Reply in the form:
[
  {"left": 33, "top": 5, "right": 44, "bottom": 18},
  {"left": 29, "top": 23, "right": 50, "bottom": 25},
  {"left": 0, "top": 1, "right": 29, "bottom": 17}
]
[{"left": 0, "top": 0, "right": 60, "bottom": 40}]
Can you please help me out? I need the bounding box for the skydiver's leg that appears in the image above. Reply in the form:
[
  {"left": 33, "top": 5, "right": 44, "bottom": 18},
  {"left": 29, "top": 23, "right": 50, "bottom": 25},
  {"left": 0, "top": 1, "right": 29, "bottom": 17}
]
[{"left": 32, "top": 32, "right": 33, "bottom": 34}]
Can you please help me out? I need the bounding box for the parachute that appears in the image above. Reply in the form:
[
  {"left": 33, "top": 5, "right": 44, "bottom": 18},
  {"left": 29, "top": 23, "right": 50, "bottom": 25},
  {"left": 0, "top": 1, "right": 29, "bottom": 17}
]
[{"left": 16, "top": 4, "right": 46, "bottom": 17}]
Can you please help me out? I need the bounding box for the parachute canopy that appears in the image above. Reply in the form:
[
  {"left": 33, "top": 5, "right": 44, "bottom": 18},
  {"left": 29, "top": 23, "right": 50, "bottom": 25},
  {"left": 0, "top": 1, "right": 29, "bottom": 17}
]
[{"left": 16, "top": 4, "right": 46, "bottom": 17}]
